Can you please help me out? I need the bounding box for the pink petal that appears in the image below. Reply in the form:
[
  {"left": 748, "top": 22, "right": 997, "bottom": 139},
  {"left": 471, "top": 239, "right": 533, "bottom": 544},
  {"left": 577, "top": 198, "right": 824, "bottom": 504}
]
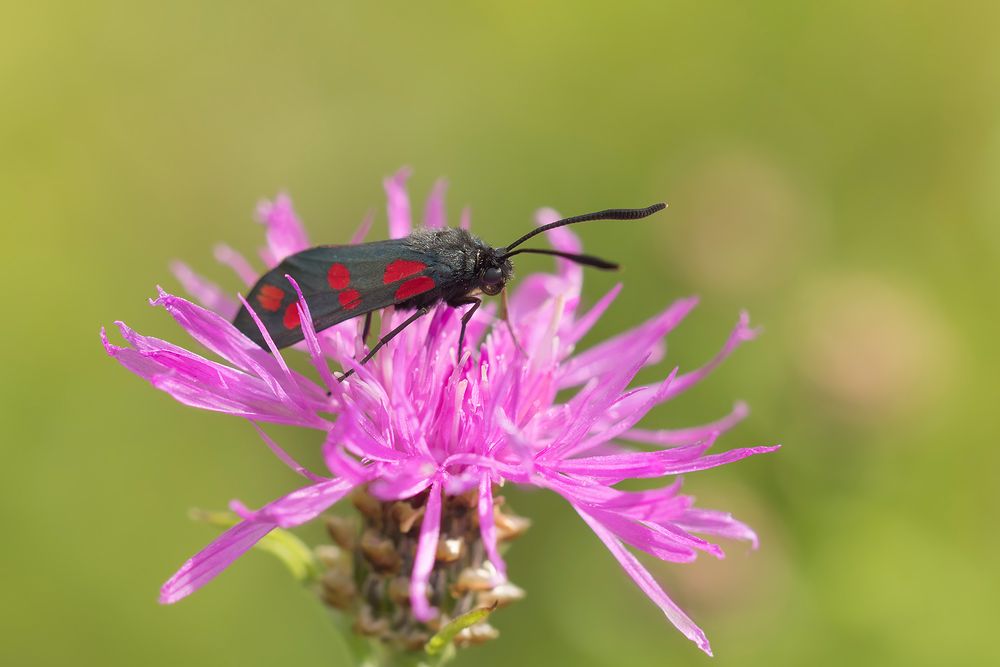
[
  {"left": 423, "top": 178, "right": 448, "bottom": 229},
  {"left": 576, "top": 508, "right": 713, "bottom": 656},
  {"left": 478, "top": 473, "right": 507, "bottom": 578},
  {"left": 213, "top": 244, "right": 258, "bottom": 286},
  {"left": 410, "top": 480, "right": 443, "bottom": 621},
  {"left": 540, "top": 355, "right": 650, "bottom": 461},
  {"left": 103, "top": 324, "right": 326, "bottom": 428},
  {"left": 284, "top": 274, "right": 338, "bottom": 394},
  {"left": 558, "top": 297, "right": 698, "bottom": 389},
  {"left": 350, "top": 211, "right": 375, "bottom": 244},
  {"left": 623, "top": 402, "right": 749, "bottom": 446},
  {"left": 151, "top": 289, "right": 312, "bottom": 406},
  {"left": 159, "top": 520, "right": 277, "bottom": 604},
  {"left": 231, "top": 477, "right": 357, "bottom": 527},
  {"left": 256, "top": 193, "right": 310, "bottom": 266},
  {"left": 566, "top": 283, "right": 623, "bottom": 347},
  {"left": 368, "top": 462, "right": 435, "bottom": 501},
  {"left": 555, "top": 442, "right": 780, "bottom": 482},
  {"left": 384, "top": 167, "right": 413, "bottom": 239},
  {"left": 676, "top": 508, "right": 760, "bottom": 549},
  {"left": 660, "top": 311, "right": 758, "bottom": 400},
  {"left": 568, "top": 368, "right": 679, "bottom": 456},
  {"left": 250, "top": 421, "right": 326, "bottom": 482},
  {"left": 170, "top": 261, "right": 237, "bottom": 319}
]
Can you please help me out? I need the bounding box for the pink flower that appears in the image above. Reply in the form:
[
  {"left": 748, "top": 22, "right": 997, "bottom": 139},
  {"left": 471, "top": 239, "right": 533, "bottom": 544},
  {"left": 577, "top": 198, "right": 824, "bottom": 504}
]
[{"left": 103, "top": 170, "right": 778, "bottom": 655}]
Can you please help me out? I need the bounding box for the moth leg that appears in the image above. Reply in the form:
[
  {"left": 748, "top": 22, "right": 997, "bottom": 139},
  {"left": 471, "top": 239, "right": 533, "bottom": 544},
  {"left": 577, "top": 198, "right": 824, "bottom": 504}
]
[
  {"left": 452, "top": 296, "right": 482, "bottom": 355},
  {"left": 361, "top": 311, "right": 373, "bottom": 346},
  {"left": 338, "top": 307, "right": 429, "bottom": 382}
]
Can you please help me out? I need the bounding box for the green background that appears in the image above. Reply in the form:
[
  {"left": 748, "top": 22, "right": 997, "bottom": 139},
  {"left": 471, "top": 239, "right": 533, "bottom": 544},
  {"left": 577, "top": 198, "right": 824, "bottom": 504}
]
[{"left": 3, "top": 2, "right": 998, "bottom": 665}]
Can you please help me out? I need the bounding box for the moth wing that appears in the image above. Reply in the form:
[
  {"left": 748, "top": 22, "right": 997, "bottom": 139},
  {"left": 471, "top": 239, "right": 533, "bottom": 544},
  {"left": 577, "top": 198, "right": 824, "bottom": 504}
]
[{"left": 233, "top": 241, "right": 449, "bottom": 349}]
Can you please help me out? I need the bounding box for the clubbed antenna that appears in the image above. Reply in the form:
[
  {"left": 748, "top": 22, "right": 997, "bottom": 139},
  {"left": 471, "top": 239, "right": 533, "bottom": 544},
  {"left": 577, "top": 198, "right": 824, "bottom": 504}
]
[{"left": 501, "top": 203, "right": 667, "bottom": 254}]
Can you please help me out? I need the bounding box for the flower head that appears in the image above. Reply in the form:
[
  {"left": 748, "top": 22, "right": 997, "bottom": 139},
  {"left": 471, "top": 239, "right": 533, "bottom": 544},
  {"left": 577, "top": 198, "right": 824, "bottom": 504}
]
[{"left": 103, "top": 169, "right": 778, "bottom": 655}]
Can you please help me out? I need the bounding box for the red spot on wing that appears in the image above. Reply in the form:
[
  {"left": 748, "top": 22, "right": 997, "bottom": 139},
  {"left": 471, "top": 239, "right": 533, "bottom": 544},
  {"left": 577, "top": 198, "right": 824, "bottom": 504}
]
[
  {"left": 283, "top": 303, "right": 301, "bottom": 329},
  {"left": 339, "top": 289, "right": 361, "bottom": 310},
  {"left": 256, "top": 285, "right": 284, "bottom": 312},
  {"left": 395, "top": 276, "right": 435, "bottom": 301},
  {"left": 327, "top": 263, "right": 350, "bottom": 290},
  {"left": 383, "top": 259, "right": 427, "bottom": 284}
]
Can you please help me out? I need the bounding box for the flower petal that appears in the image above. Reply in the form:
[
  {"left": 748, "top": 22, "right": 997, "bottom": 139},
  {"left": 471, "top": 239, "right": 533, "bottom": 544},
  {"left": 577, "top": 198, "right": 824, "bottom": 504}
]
[
  {"left": 555, "top": 442, "right": 780, "bottom": 482},
  {"left": 213, "top": 244, "right": 258, "bottom": 286},
  {"left": 256, "top": 193, "right": 310, "bottom": 266},
  {"left": 558, "top": 297, "right": 698, "bottom": 388},
  {"left": 576, "top": 508, "right": 713, "bottom": 656},
  {"left": 675, "top": 508, "right": 760, "bottom": 549},
  {"left": 478, "top": 473, "right": 507, "bottom": 578},
  {"left": 384, "top": 167, "right": 413, "bottom": 239},
  {"left": 170, "top": 261, "right": 237, "bottom": 319},
  {"left": 623, "top": 401, "right": 749, "bottom": 446},
  {"left": 103, "top": 323, "right": 326, "bottom": 427},
  {"left": 423, "top": 178, "right": 448, "bottom": 229},
  {"left": 231, "top": 477, "right": 357, "bottom": 528},
  {"left": 160, "top": 520, "right": 277, "bottom": 604},
  {"left": 410, "top": 480, "right": 443, "bottom": 621}
]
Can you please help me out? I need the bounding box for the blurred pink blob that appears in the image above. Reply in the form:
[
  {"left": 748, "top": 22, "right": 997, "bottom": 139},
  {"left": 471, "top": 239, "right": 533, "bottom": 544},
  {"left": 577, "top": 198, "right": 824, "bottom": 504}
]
[
  {"left": 663, "top": 152, "right": 817, "bottom": 295},
  {"left": 794, "top": 274, "right": 955, "bottom": 423}
]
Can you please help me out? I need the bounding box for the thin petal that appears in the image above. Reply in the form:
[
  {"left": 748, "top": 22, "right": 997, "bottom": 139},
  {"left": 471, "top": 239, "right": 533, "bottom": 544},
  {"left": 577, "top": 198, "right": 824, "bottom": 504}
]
[
  {"left": 384, "top": 167, "right": 413, "bottom": 239},
  {"left": 576, "top": 508, "right": 713, "bottom": 656},
  {"left": 250, "top": 421, "right": 326, "bottom": 482},
  {"left": 350, "top": 210, "right": 375, "bottom": 244},
  {"left": 423, "top": 178, "right": 448, "bottom": 229},
  {"left": 566, "top": 283, "right": 623, "bottom": 347},
  {"left": 213, "top": 244, "right": 258, "bottom": 286},
  {"left": 610, "top": 313, "right": 758, "bottom": 417},
  {"left": 232, "top": 477, "right": 356, "bottom": 528},
  {"left": 103, "top": 323, "right": 325, "bottom": 427},
  {"left": 623, "top": 402, "right": 749, "bottom": 446},
  {"left": 256, "top": 193, "right": 310, "bottom": 265},
  {"left": 568, "top": 368, "right": 679, "bottom": 457},
  {"left": 555, "top": 442, "right": 780, "bottom": 482},
  {"left": 159, "top": 520, "right": 276, "bottom": 604},
  {"left": 558, "top": 297, "right": 698, "bottom": 389},
  {"left": 284, "top": 274, "right": 338, "bottom": 394},
  {"left": 170, "top": 261, "right": 237, "bottom": 319},
  {"left": 676, "top": 508, "right": 760, "bottom": 549},
  {"left": 478, "top": 473, "right": 506, "bottom": 578},
  {"left": 410, "top": 480, "right": 442, "bottom": 622}
]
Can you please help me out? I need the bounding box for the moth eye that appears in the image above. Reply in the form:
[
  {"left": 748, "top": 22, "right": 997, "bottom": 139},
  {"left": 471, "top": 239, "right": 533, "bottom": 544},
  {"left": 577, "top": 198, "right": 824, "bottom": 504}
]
[
  {"left": 483, "top": 267, "right": 503, "bottom": 286},
  {"left": 481, "top": 267, "right": 504, "bottom": 295}
]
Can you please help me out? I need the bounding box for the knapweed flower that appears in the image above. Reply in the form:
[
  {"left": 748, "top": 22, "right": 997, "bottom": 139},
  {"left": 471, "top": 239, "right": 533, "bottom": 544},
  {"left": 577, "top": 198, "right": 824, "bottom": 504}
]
[{"left": 102, "top": 169, "right": 778, "bottom": 656}]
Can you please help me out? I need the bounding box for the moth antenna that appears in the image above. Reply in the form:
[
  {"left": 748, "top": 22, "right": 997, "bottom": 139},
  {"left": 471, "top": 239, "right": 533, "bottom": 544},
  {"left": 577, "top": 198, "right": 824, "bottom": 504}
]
[
  {"left": 502, "top": 247, "right": 619, "bottom": 270},
  {"left": 502, "top": 203, "right": 666, "bottom": 254}
]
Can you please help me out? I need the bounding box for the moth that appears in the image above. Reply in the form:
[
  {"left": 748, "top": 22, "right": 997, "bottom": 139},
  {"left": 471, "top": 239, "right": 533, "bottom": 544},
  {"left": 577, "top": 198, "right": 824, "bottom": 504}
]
[{"left": 233, "top": 204, "right": 666, "bottom": 377}]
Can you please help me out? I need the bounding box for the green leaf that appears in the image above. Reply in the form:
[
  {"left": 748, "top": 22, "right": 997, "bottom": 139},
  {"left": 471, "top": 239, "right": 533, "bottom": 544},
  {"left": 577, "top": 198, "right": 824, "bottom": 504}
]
[
  {"left": 424, "top": 603, "right": 498, "bottom": 656},
  {"left": 189, "top": 509, "right": 321, "bottom": 583}
]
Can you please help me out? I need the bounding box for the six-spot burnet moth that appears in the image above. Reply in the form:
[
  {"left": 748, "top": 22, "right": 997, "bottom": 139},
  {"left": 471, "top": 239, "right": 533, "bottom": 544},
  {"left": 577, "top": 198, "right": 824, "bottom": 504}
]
[{"left": 233, "top": 203, "right": 667, "bottom": 379}]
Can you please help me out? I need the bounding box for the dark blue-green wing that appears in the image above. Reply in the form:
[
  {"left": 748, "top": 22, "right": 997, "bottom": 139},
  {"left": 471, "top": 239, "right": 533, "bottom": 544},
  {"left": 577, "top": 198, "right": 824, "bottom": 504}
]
[{"left": 232, "top": 241, "right": 450, "bottom": 349}]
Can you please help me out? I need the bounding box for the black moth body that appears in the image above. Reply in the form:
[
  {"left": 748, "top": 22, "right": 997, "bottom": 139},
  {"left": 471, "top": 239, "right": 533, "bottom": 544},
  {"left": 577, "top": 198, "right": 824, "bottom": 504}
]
[{"left": 232, "top": 204, "right": 666, "bottom": 377}]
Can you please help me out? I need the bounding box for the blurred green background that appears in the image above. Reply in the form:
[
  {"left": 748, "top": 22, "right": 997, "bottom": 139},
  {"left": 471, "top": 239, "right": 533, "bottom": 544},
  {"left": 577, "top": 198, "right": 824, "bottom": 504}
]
[{"left": 3, "top": 2, "right": 998, "bottom": 665}]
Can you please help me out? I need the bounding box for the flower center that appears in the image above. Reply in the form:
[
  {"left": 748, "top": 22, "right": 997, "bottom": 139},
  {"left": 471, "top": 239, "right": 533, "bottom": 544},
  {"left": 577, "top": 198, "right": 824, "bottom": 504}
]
[{"left": 317, "top": 486, "right": 529, "bottom": 651}]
